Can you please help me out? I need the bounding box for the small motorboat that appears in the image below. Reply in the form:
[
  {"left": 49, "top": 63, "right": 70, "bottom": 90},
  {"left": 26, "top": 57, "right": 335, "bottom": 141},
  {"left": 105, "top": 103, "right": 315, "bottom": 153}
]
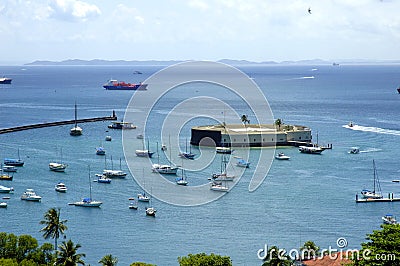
[
  {"left": 2, "top": 165, "right": 17, "bottom": 172},
  {"left": 95, "top": 174, "right": 112, "bottom": 183},
  {"left": 96, "top": 147, "right": 106, "bottom": 155},
  {"left": 138, "top": 192, "right": 150, "bottom": 202},
  {"left": 21, "top": 189, "right": 42, "bottom": 202},
  {"left": 145, "top": 207, "right": 156, "bottom": 216},
  {"left": 135, "top": 149, "right": 155, "bottom": 158},
  {"left": 105, "top": 136, "right": 112, "bottom": 141},
  {"left": 49, "top": 162, "right": 68, "bottom": 172},
  {"left": 0, "top": 202, "right": 7, "bottom": 208},
  {"left": 382, "top": 214, "right": 397, "bottom": 225},
  {"left": 55, "top": 183, "right": 68, "bottom": 193},
  {"left": 275, "top": 152, "right": 290, "bottom": 160},
  {"left": 210, "top": 181, "right": 229, "bottom": 192},
  {"left": 0, "top": 185, "right": 14, "bottom": 193},
  {"left": 129, "top": 199, "right": 138, "bottom": 210},
  {"left": 216, "top": 147, "right": 233, "bottom": 154},
  {"left": 236, "top": 158, "right": 250, "bottom": 168}
]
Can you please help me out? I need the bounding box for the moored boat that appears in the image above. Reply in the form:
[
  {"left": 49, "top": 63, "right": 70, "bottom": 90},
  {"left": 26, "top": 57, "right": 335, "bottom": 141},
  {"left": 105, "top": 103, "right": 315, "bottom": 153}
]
[
  {"left": 96, "top": 147, "right": 106, "bottom": 155},
  {"left": 103, "top": 79, "right": 148, "bottom": 90},
  {"left": 138, "top": 192, "right": 150, "bottom": 202},
  {"left": 49, "top": 162, "right": 68, "bottom": 172},
  {"left": 55, "top": 182, "right": 68, "bottom": 193},
  {"left": 210, "top": 181, "right": 229, "bottom": 192},
  {"left": 275, "top": 152, "right": 290, "bottom": 160},
  {"left": 95, "top": 174, "right": 112, "bottom": 183},
  {"left": 70, "top": 166, "right": 102, "bottom": 207},
  {"left": 236, "top": 158, "right": 250, "bottom": 168},
  {"left": 136, "top": 149, "right": 155, "bottom": 158},
  {"left": 2, "top": 165, "right": 17, "bottom": 172},
  {"left": 299, "top": 146, "right": 323, "bottom": 154},
  {"left": 0, "top": 202, "right": 7, "bottom": 208},
  {"left": 21, "top": 189, "right": 42, "bottom": 201},
  {"left": 70, "top": 102, "right": 82, "bottom": 136},
  {"left": 0, "top": 77, "right": 12, "bottom": 84},
  {"left": 152, "top": 164, "right": 178, "bottom": 175},
  {"left": 360, "top": 160, "right": 383, "bottom": 199},
  {"left": 0, "top": 185, "right": 14, "bottom": 193},
  {"left": 108, "top": 121, "right": 137, "bottom": 129},
  {"left": 145, "top": 206, "right": 156, "bottom": 216},
  {"left": 216, "top": 147, "right": 233, "bottom": 154}
]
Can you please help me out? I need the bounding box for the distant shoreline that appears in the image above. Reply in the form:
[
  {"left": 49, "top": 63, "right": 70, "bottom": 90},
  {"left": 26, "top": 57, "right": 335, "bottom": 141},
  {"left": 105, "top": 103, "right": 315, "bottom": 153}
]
[{"left": 23, "top": 59, "right": 400, "bottom": 66}]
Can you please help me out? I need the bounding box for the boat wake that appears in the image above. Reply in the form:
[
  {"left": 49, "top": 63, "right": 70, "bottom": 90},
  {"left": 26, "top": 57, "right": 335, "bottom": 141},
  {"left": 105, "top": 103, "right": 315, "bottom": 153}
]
[
  {"left": 359, "top": 148, "right": 382, "bottom": 153},
  {"left": 343, "top": 124, "right": 400, "bottom": 136}
]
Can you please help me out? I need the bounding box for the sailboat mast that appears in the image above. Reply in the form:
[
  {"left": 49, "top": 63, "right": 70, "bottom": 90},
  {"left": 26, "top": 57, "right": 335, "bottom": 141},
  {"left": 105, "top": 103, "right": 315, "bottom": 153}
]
[
  {"left": 373, "top": 160, "right": 376, "bottom": 193},
  {"left": 74, "top": 102, "right": 78, "bottom": 127},
  {"left": 88, "top": 165, "right": 92, "bottom": 199}
]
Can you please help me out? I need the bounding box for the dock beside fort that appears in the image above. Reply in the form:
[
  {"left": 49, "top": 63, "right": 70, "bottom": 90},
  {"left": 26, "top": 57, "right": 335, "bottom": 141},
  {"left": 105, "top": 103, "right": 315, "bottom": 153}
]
[{"left": 0, "top": 111, "right": 117, "bottom": 135}]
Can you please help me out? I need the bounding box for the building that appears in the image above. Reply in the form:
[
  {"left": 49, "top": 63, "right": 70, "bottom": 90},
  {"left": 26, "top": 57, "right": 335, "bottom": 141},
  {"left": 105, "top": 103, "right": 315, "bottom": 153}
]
[{"left": 190, "top": 123, "right": 312, "bottom": 147}]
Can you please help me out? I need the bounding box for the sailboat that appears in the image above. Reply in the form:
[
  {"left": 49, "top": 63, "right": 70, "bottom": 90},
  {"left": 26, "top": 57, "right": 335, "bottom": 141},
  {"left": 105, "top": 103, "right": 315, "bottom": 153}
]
[
  {"left": 49, "top": 147, "right": 68, "bottom": 172},
  {"left": 70, "top": 166, "right": 102, "bottom": 207},
  {"left": 152, "top": 141, "right": 178, "bottom": 175},
  {"left": 102, "top": 156, "right": 127, "bottom": 178},
  {"left": 211, "top": 154, "right": 235, "bottom": 181},
  {"left": 70, "top": 102, "right": 82, "bottom": 136},
  {"left": 96, "top": 142, "right": 106, "bottom": 155},
  {"left": 138, "top": 168, "right": 150, "bottom": 202},
  {"left": 145, "top": 189, "right": 156, "bottom": 216},
  {"left": 178, "top": 139, "right": 195, "bottom": 160},
  {"left": 360, "top": 160, "right": 383, "bottom": 199},
  {"left": 176, "top": 160, "right": 188, "bottom": 186},
  {"left": 4, "top": 148, "right": 24, "bottom": 166},
  {"left": 136, "top": 139, "right": 155, "bottom": 158}
]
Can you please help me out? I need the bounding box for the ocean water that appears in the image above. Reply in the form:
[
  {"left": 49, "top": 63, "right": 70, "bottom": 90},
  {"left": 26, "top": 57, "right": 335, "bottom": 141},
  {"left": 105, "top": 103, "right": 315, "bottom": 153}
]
[{"left": 0, "top": 64, "right": 400, "bottom": 265}]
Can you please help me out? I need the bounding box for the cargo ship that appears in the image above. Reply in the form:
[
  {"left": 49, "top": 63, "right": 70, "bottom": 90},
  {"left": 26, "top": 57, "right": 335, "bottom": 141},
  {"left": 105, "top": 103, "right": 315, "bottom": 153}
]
[
  {"left": 0, "top": 77, "right": 12, "bottom": 84},
  {"left": 103, "top": 79, "right": 147, "bottom": 90}
]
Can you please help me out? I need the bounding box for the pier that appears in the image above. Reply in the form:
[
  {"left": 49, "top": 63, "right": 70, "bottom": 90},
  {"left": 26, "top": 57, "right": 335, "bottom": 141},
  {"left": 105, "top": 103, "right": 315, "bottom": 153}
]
[{"left": 0, "top": 111, "right": 117, "bottom": 135}]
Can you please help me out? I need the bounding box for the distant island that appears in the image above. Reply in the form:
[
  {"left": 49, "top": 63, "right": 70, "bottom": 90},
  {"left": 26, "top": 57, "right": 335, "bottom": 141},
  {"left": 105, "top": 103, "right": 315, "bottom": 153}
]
[{"left": 25, "top": 58, "right": 400, "bottom": 66}]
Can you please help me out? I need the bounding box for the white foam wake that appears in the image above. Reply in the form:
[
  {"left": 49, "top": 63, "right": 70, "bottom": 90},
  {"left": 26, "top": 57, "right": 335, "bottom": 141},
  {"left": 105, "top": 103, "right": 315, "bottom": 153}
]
[{"left": 343, "top": 124, "right": 400, "bottom": 136}]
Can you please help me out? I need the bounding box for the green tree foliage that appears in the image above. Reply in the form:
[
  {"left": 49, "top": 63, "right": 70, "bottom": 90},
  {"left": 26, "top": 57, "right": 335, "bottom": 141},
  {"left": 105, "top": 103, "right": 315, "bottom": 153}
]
[
  {"left": 99, "top": 254, "right": 118, "bottom": 266},
  {"left": 56, "top": 240, "right": 85, "bottom": 266},
  {"left": 274, "top": 119, "right": 282, "bottom": 130},
  {"left": 40, "top": 208, "right": 68, "bottom": 251},
  {"left": 0, "top": 258, "right": 18, "bottom": 266},
  {"left": 351, "top": 224, "right": 400, "bottom": 265},
  {"left": 178, "top": 252, "right": 232, "bottom": 266},
  {"left": 300, "top": 240, "right": 320, "bottom": 260},
  {"left": 262, "top": 245, "right": 292, "bottom": 266},
  {"left": 129, "top": 263, "right": 156, "bottom": 266},
  {"left": 0, "top": 232, "right": 54, "bottom": 265}
]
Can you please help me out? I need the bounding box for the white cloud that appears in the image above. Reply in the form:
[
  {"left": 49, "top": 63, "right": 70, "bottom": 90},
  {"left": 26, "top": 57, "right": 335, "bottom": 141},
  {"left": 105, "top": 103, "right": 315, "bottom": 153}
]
[
  {"left": 48, "top": 0, "right": 101, "bottom": 22},
  {"left": 188, "top": 0, "right": 209, "bottom": 11}
]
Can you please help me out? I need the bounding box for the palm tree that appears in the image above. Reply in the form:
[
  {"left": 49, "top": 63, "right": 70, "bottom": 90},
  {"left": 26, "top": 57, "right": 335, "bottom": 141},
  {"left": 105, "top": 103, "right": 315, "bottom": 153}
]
[
  {"left": 241, "top": 114, "right": 250, "bottom": 125},
  {"left": 300, "top": 240, "right": 320, "bottom": 260},
  {"left": 99, "top": 254, "right": 118, "bottom": 266},
  {"left": 56, "top": 240, "right": 85, "bottom": 266},
  {"left": 274, "top": 118, "right": 282, "bottom": 131},
  {"left": 40, "top": 208, "right": 68, "bottom": 251}
]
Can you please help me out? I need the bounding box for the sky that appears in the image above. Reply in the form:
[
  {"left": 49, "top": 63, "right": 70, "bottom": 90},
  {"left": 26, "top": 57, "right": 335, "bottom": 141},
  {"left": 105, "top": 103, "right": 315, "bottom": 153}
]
[{"left": 1, "top": 0, "right": 400, "bottom": 64}]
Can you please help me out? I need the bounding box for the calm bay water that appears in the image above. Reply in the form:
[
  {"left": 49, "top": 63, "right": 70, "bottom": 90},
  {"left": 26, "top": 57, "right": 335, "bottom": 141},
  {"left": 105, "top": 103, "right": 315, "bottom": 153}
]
[{"left": 0, "top": 64, "right": 400, "bottom": 265}]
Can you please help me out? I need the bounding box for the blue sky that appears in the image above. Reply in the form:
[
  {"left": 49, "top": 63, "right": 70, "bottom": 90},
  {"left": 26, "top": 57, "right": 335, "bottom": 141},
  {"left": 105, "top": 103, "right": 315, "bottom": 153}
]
[{"left": 1, "top": 0, "right": 399, "bottom": 64}]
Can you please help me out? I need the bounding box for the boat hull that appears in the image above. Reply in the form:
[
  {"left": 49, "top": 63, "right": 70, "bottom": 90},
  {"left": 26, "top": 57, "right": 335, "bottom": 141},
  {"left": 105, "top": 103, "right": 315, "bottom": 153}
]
[
  {"left": 0, "top": 78, "right": 12, "bottom": 84},
  {"left": 104, "top": 84, "right": 148, "bottom": 90}
]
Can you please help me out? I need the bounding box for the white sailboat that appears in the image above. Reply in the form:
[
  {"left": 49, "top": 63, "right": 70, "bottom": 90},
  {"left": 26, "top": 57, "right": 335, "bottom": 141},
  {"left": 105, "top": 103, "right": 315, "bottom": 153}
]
[
  {"left": 211, "top": 154, "right": 235, "bottom": 181},
  {"left": 102, "top": 156, "right": 127, "bottom": 178},
  {"left": 70, "top": 166, "right": 102, "bottom": 207},
  {"left": 152, "top": 141, "right": 178, "bottom": 175},
  {"left": 49, "top": 148, "right": 68, "bottom": 172},
  {"left": 145, "top": 189, "right": 156, "bottom": 217},
  {"left": 70, "top": 102, "right": 82, "bottom": 136},
  {"left": 360, "top": 160, "right": 383, "bottom": 199},
  {"left": 138, "top": 168, "right": 150, "bottom": 202}
]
